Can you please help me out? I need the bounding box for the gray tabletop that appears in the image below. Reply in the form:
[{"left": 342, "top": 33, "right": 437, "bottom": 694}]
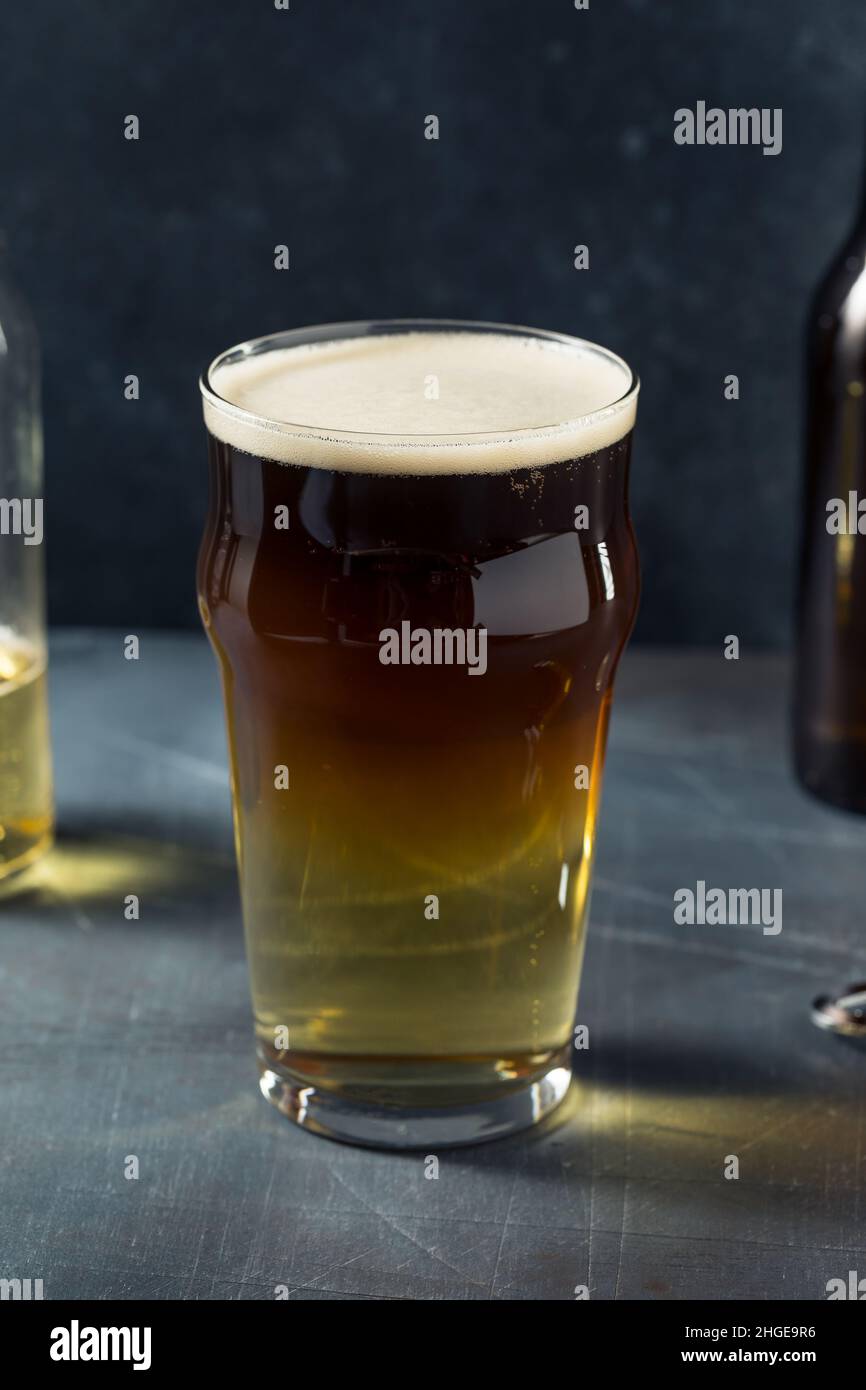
[{"left": 2, "top": 632, "right": 864, "bottom": 1301}]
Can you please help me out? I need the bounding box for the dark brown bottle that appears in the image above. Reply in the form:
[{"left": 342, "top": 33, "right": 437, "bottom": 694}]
[{"left": 794, "top": 172, "right": 866, "bottom": 811}]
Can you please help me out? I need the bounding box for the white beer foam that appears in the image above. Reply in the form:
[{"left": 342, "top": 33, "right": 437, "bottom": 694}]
[{"left": 203, "top": 330, "right": 637, "bottom": 474}]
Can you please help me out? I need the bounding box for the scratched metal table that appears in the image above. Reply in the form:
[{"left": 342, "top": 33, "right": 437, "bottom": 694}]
[{"left": 2, "top": 631, "right": 865, "bottom": 1301}]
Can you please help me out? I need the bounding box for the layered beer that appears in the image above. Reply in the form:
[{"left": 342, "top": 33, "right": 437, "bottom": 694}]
[{"left": 199, "top": 322, "right": 639, "bottom": 1145}]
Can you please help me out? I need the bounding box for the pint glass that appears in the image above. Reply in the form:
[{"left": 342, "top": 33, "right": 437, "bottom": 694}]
[
  {"left": 198, "top": 320, "right": 639, "bottom": 1147},
  {"left": 0, "top": 255, "right": 52, "bottom": 880}
]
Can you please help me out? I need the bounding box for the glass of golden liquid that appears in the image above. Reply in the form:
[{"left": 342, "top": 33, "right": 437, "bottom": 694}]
[
  {"left": 0, "top": 247, "right": 53, "bottom": 881},
  {"left": 198, "top": 320, "right": 639, "bottom": 1148}
]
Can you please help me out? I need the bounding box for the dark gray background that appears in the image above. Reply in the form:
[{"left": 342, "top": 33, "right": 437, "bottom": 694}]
[{"left": 0, "top": 0, "right": 863, "bottom": 641}]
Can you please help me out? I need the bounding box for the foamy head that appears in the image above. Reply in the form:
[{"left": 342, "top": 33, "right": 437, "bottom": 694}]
[{"left": 202, "top": 323, "right": 638, "bottom": 474}]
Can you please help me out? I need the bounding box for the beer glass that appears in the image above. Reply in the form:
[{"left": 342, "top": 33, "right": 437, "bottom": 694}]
[
  {"left": 198, "top": 319, "right": 639, "bottom": 1147},
  {"left": 0, "top": 250, "right": 52, "bottom": 880}
]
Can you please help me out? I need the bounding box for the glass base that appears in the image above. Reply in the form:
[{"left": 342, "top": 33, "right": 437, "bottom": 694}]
[
  {"left": 257, "top": 1043, "right": 573, "bottom": 1150},
  {"left": 0, "top": 830, "right": 53, "bottom": 884}
]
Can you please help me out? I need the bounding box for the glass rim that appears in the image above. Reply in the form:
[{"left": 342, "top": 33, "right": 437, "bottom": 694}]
[{"left": 199, "top": 318, "right": 639, "bottom": 445}]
